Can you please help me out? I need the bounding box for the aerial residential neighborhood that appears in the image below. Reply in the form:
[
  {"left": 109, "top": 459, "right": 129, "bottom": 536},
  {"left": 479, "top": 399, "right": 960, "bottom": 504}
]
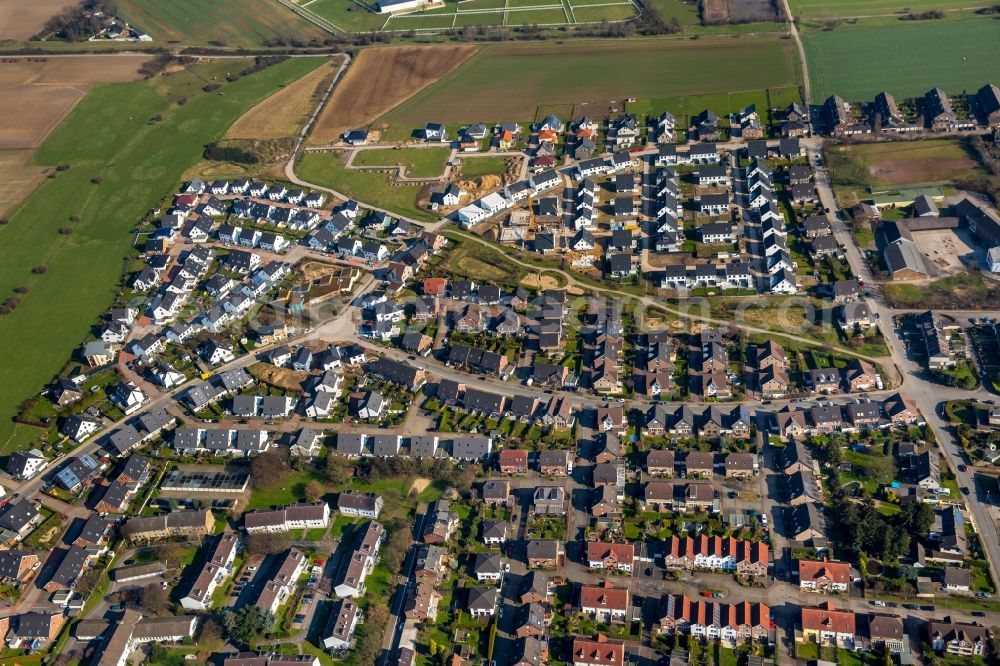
[{"left": 0, "top": 1, "right": 1000, "bottom": 666}]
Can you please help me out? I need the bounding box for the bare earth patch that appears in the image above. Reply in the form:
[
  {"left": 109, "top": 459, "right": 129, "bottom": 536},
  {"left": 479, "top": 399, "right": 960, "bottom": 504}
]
[
  {"left": 409, "top": 477, "right": 430, "bottom": 497},
  {"left": 521, "top": 273, "right": 562, "bottom": 291},
  {"left": 0, "top": 56, "right": 149, "bottom": 149},
  {"left": 310, "top": 45, "right": 477, "bottom": 144},
  {"left": 0, "top": 150, "right": 46, "bottom": 217},
  {"left": 226, "top": 57, "right": 342, "bottom": 140},
  {"left": 248, "top": 362, "right": 309, "bottom": 392}
]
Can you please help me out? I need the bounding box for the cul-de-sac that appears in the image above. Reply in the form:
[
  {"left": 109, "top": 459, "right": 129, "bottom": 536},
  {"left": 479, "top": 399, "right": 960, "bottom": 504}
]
[{"left": 1, "top": 2, "right": 1000, "bottom": 666}]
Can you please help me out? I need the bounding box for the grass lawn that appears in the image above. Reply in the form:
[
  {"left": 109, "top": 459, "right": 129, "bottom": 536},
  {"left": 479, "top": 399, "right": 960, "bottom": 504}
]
[
  {"left": 114, "top": 0, "right": 330, "bottom": 47},
  {"left": 0, "top": 57, "right": 326, "bottom": 453},
  {"left": 382, "top": 37, "right": 799, "bottom": 124},
  {"left": 296, "top": 151, "right": 435, "bottom": 222},
  {"left": 803, "top": 16, "right": 1000, "bottom": 100},
  {"left": 831, "top": 140, "right": 983, "bottom": 188},
  {"left": 148, "top": 646, "right": 200, "bottom": 666},
  {"left": 352, "top": 147, "right": 450, "bottom": 178},
  {"left": 458, "top": 156, "right": 511, "bottom": 179},
  {"left": 883, "top": 271, "right": 1000, "bottom": 309},
  {"left": 246, "top": 469, "right": 326, "bottom": 510},
  {"left": 444, "top": 239, "right": 527, "bottom": 286},
  {"left": 795, "top": 641, "right": 819, "bottom": 660}
]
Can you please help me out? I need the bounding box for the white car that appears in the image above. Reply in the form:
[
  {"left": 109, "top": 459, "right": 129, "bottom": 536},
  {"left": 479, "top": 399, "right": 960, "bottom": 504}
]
[{"left": 873, "top": 600, "right": 886, "bottom": 607}]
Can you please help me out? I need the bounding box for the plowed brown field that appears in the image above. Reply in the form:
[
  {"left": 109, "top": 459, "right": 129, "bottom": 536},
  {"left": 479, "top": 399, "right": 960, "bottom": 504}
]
[
  {"left": 0, "top": 56, "right": 149, "bottom": 149},
  {"left": 309, "top": 45, "right": 477, "bottom": 145},
  {"left": 0, "top": 0, "right": 76, "bottom": 40}
]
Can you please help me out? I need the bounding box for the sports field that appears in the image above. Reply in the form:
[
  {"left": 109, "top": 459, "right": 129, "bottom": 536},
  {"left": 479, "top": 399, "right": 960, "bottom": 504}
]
[
  {"left": 789, "top": 0, "right": 977, "bottom": 19},
  {"left": 0, "top": 57, "right": 326, "bottom": 452},
  {"left": 114, "top": 0, "right": 329, "bottom": 47},
  {"left": 297, "top": 0, "right": 638, "bottom": 32},
  {"left": 381, "top": 37, "right": 799, "bottom": 124},
  {"left": 803, "top": 17, "right": 1000, "bottom": 101}
]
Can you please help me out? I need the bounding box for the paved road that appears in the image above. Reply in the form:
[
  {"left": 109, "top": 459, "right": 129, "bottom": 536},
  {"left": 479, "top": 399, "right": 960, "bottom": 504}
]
[{"left": 808, "top": 139, "right": 1000, "bottom": 587}]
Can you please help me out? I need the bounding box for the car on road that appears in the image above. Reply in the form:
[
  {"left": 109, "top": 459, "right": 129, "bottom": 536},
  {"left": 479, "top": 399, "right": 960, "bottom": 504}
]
[
  {"left": 903, "top": 604, "right": 918, "bottom": 610},
  {"left": 972, "top": 611, "right": 987, "bottom": 617},
  {"left": 872, "top": 600, "right": 886, "bottom": 607},
  {"left": 700, "top": 591, "right": 712, "bottom": 597},
  {"left": 958, "top": 464, "right": 968, "bottom": 472},
  {"left": 920, "top": 605, "right": 935, "bottom": 611}
]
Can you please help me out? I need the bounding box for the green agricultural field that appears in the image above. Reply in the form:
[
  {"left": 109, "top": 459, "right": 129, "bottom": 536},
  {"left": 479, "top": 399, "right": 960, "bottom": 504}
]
[
  {"left": 114, "top": 0, "right": 330, "bottom": 47},
  {"left": 352, "top": 146, "right": 450, "bottom": 178},
  {"left": 306, "top": 0, "right": 635, "bottom": 31},
  {"left": 382, "top": 37, "right": 799, "bottom": 124},
  {"left": 789, "top": 0, "right": 976, "bottom": 19},
  {"left": 301, "top": 0, "right": 393, "bottom": 31},
  {"left": 296, "top": 151, "right": 436, "bottom": 222},
  {"left": 0, "top": 57, "right": 327, "bottom": 453},
  {"left": 803, "top": 16, "right": 1000, "bottom": 101}
]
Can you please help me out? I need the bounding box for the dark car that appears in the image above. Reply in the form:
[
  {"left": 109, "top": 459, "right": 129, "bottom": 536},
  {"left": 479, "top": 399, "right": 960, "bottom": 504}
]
[
  {"left": 962, "top": 487, "right": 970, "bottom": 495},
  {"left": 920, "top": 605, "right": 935, "bottom": 611}
]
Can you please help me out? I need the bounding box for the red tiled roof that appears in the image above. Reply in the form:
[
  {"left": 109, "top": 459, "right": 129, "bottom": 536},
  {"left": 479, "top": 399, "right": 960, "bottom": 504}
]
[
  {"left": 801, "top": 602, "right": 856, "bottom": 634},
  {"left": 572, "top": 635, "right": 625, "bottom": 666},
  {"left": 798, "top": 559, "right": 851, "bottom": 585},
  {"left": 579, "top": 581, "right": 629, "bottom": 612},
  {"left": 586, "top": 542, "right": 635, "bottom": 566},
  {"left": 498, "top": 449, "right": 529, "bottom": 468}
]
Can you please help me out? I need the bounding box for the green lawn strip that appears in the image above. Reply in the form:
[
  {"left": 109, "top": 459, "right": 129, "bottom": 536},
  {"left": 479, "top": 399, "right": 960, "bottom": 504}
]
[{"left": 296, "top": 151, "right": 435, "bottom": 222}]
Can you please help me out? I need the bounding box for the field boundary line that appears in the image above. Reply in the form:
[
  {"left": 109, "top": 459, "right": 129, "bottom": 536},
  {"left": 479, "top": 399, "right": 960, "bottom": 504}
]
[
  {"left": 563, "top": 0, "right": 577, "bottom": 22},
  {"left": 274, "top": 0, "right": 345, "bottom": 34}
]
